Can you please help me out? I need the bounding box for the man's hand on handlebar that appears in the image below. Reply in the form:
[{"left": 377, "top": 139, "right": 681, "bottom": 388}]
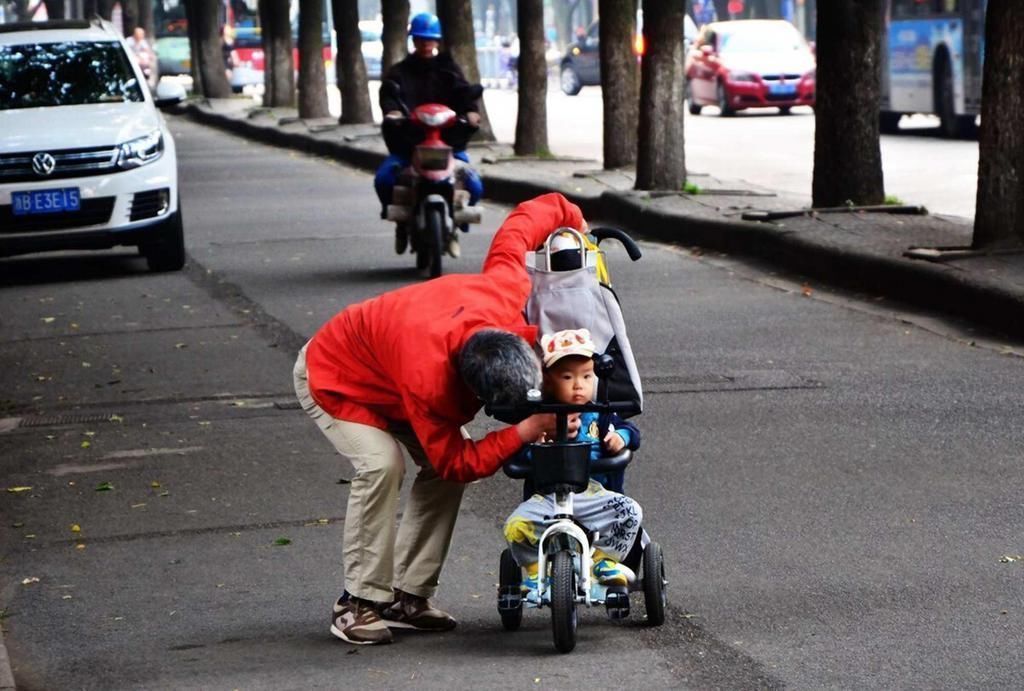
[
  {"left": 515, "top": 413, "right": 581, "bottom": 444},
  {"left": 465, "top": 111, "right": 481, "bottom": 127},
  {"left": 384, "top": 110, "right": 404, "bottom": 119}
]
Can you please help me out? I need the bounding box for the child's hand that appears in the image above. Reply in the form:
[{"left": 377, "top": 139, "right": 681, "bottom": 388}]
[{"left": 603, "top": 426, "right": 625, "bottom": 454}]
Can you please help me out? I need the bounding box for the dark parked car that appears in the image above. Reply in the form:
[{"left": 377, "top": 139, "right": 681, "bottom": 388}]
[
  {"left": 684, "top": 19, "right": 816, "bottom": 116},
  {"left": 559, "top": 14, "right": 697, "bottom": 96}
]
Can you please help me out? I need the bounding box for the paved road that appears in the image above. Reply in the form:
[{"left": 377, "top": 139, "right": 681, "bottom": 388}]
[{"left": 1, "top": 118, "right": 1021, "bottom": 689}]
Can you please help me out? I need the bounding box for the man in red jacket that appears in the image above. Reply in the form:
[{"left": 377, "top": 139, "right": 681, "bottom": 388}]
[{"left": 294, "top": 193, "right": 586, "bottom": 645}]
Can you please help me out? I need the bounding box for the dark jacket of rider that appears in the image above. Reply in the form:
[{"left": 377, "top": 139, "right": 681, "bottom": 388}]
[{"left": 379, "top": 52, "right": 480, "bottom": 116}]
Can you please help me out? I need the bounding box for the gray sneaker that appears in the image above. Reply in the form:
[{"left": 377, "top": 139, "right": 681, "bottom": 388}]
[
  {"left": 382, "top": 590, "right": 457, "bottom": 631},
  {"left": 331, "top": 596, "right": 393, "bottom": 645},
  {"left": 445, "top": 233, "right": 461, "bottom": 259}
]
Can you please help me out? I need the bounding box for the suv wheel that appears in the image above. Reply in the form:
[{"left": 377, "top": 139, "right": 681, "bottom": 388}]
[
  {"left": 141, "top": 206, "right": 185, "bottom": 272},
  {"left": 560, "top": 65, "right": 582, "bottom": 96}
]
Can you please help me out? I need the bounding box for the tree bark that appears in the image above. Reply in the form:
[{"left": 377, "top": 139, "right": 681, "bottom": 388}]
[
  {"left": 43, "top": 0, "right": 65, "bottom": 19},
  {"left": 381, "top": 0, "right": 410, "bottom": 76},
  {"left": 184, "top": 0, "right": 203, "bottom": 88},
  {"left": 137, "top": 0, "right": 155, "bottom": 47},
  {"left": 194, "top": 0, "right": 232, "bottom": 98},
  {"left": 598, "top": 0, "right": 639, "bottom": 168},
  {"left": 333, "top": 0, "right": 373, "bottom": 123},
  {"left": 811, "top": 0, "right": 884, "bottom": 207},
  {"left": 260, "top": 0, "right": 295, "bottom": 107},
  {"left": 514, "top": 0, "right": 548, "bottom": 156},
  {"left": 635, "top": 0, "right": 685, "bottom": 190},
  {"left": 121, "top": 0, "right": 139, "bottom": 36},
  {"left": 973, "top": 0, "right": 1024, "bottom": 248},
  {"left": 297, "top": 0, "right": 330, "bottom": 118},
  {"left": 438, "top": 0, "right": 495, "bottom": 141}
]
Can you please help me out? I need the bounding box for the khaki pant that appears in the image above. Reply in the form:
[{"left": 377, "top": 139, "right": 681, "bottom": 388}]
[{"left": 294, "top": 344, "right": 466, "bottom": 602}]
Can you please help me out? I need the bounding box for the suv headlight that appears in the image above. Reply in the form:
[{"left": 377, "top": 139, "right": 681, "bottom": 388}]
[{"left": 117, "top": 130, "right": 164, "bottom": 169}]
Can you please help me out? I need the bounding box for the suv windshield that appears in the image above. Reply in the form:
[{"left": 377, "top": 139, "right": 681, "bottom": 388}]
[{"left": 0, "top": 40, "right": 144, "bottom": 110}]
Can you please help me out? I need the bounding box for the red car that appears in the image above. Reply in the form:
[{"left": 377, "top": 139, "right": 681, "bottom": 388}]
[{"left": 685, "top": 20, "right": 815, "bottom": 116}]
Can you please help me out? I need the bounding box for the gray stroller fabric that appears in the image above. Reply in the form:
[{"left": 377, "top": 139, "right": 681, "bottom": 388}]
[{"left": 525, "top": 235, "right": 643, "bottom": 414}]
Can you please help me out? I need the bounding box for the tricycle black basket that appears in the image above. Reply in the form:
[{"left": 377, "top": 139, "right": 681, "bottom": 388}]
[{"left": 529, "top": 442, "right": 591, "bottom": 494}]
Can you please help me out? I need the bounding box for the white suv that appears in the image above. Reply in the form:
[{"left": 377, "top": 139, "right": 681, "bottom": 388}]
[{"left": 0, "top": 19, "right": 184, "bottom": 271}]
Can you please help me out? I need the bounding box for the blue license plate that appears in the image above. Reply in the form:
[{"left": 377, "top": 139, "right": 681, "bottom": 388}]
[
  {"left": 769, "top": 83, "right": 797, "bottom": 96},
  {"left": 12, "top": 188, "right": 81, "bottom": 216}
]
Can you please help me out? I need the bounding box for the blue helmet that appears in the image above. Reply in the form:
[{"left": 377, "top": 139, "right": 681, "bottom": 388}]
[{"left": 409, "top": 12, "right": 442, "bottom": 41}]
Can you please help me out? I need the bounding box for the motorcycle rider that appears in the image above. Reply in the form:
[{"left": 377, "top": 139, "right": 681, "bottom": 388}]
[{"left": 375, "top": 12, "right": 484, "bottom": 259}]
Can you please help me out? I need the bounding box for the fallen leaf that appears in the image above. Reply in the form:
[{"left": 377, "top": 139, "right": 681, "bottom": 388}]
[
  {"left": 150, "top": 481, "right": 161, "bottom": 488},
  {"left": 70, "top": 524, "right": 81, "bottom": 533},
  {"left": 41, "top": 317, "right": 56, "bottom": 323},
  {"left": 81, "top": 362, "right": 92, "bottom": 368},
  {"left": 159, "top": 491, "right": 170, "bottom": 497},
  {"left": 83, "top": 431, "right": 96, "bottom": 437},
  {"left": 95, "top": 481, "right": 114, "bottom": 492},
  {"left": 75, "top": 544, "right": 86, "bottom": 550},
  {"left": 81, "top": 441, "right": 91, "bottom": 449},
  {"left": 12, "top": 522, "right": 24, "bottom": 528},
  {"left": 24, "top": 534, "right": 37, "bottom": 539},
  {"left": 131, "top": 503, "right": 147, "bottom": 509},
  {"left": 999, "top": 555, "right": 1022, "bottom": 563},
  {"left": 801, "top": 284, "right": 813, "bottom": 297},
  {"left": 198, "top": 421, "right": 212, "bottom": 427},
  {"left": 22, "top": 577, "right": 40, "bottom": 585},
  {"left": 109, "top": 414, "right": 124, "bottom": 423},
  {"left": 6, "top": 486, "right": 32, "bottom": 494},
  {"left": 273, "top": 537, "right": 292, "bottom": 546},
  {"left": 62, "top": 595, "right": 73, "bottom": 600},
  {"left": 174, "top": 343, "right": 188, "bottom": 349}
]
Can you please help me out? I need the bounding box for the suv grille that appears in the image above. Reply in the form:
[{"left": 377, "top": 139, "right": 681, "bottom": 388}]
[
  {"left": 0, "top": 197, "right": 116, "bottom": 233},
  {"left": 0, "top": 145, "right": 120, "bottom": 184}
]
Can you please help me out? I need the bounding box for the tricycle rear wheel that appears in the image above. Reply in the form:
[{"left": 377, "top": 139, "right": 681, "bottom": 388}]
[
  {"left": 498, "top": 548, "right": 523, "bottom": 631},
  {"left": 642, "top": 541, "right": 667, "bottom": 626},
  {"left": 551, "top": 550, "right": 577, "bottom": 653}
]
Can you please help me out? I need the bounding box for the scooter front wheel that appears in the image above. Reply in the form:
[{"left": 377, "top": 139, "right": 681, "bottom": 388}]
[{"left": 550, "top": 550, "right": 577, "bottom": 653}]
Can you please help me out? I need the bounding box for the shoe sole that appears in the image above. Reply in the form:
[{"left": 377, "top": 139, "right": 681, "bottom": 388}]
[
  {"left": 382, "top": 618, "right": 456, "bottom": 632},
  {"left": 330, "top": 623, "right": 392, "bottom": 645}
]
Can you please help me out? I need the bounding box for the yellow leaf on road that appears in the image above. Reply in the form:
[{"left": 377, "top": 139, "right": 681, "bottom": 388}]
[
  {"left": 70, "top": 524, "right": 81, "bottom": 533},
  {"left": 7, "top": 486, "right": 32, "bottom": 493}
]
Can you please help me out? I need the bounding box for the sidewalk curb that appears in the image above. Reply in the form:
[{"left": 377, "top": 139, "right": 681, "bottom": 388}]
[{"left": 181, "top": 102, "right": 1024, "bottom": 341}]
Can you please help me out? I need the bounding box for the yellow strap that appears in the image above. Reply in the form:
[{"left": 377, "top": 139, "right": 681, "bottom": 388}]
[{"left": 583, "top": 234, "right": 611, "bottom": 285}]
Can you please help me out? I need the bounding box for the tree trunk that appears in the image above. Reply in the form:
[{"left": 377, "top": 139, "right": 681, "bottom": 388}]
[
  {"left": 138, "top": 0, "right": 155, "bottom": 47},
  {"left": 43, "top": 0, "right": 65, "bottom": 19},
  {"left": 973, "top": 0, "right": 1024, "bottom": 248},
  {"left": 297, "top": 0, "right": 330, "bottom": 118},
  {"left": 381, "top": 0, "right": 410, "bottom": 76},
  {"left": 635, "top": 0, "right": 685, "bottom": 190},
  {"left": 96, "top": 0, "right": 114, "bottom": 19},
  {"left": 184, "top": 0, "right": 203, "bottom": 89},
  {"left": 438, "top": 0, "right": 495, "bottom": 141},
  {"left": 260, "top": 0, "right": 295, "bottom": 107},
  {"left": 811, "top": 0, "right": 884, "bottom": 207},
  {"left": 333, "top": 0, "right": 373, "bottom": 123},
  {"left": 194, "top": 0, "right": 232, "bottom": 98},
  {"left": 514, "top": 0, "right": 548, "bottom": 156},
  {"left": 598, "top": 0, "right": 639, "bottom": 168},
  {"left": 121, "top": 0, "right": 138, "bottom": 36}
]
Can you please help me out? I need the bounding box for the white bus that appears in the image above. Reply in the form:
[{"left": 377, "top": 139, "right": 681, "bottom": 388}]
[{"left": 880, "top": 0, "right": 986, "bottom": 137}]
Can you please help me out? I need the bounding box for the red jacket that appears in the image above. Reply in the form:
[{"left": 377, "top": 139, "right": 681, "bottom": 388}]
[{"left": 305, "top": 193, "right": 585, "bottom": 482}]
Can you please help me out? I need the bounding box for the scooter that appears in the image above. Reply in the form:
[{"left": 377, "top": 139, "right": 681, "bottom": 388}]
[{"left": 380, "top": 81, "right": 483, "bottom": 278}]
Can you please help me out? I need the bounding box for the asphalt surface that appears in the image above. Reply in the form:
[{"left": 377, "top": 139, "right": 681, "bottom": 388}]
[{"left": 2, "top": 117, "right": 1023, "bottom": 689}]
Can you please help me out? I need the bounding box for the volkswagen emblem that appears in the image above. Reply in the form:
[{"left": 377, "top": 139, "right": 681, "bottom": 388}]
[{"left": 32, "top": 152, "right": 56, "bottom": 177}]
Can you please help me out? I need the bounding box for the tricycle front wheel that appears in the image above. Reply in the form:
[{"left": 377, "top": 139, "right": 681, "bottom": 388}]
[{"left": 551, "top": 550, "right": 577, "bottom": 653}]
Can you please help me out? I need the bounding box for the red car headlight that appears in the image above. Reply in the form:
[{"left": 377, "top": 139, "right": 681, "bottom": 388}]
[{"left": 728, "top": 70, "right": 757, "bottom": 83}]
